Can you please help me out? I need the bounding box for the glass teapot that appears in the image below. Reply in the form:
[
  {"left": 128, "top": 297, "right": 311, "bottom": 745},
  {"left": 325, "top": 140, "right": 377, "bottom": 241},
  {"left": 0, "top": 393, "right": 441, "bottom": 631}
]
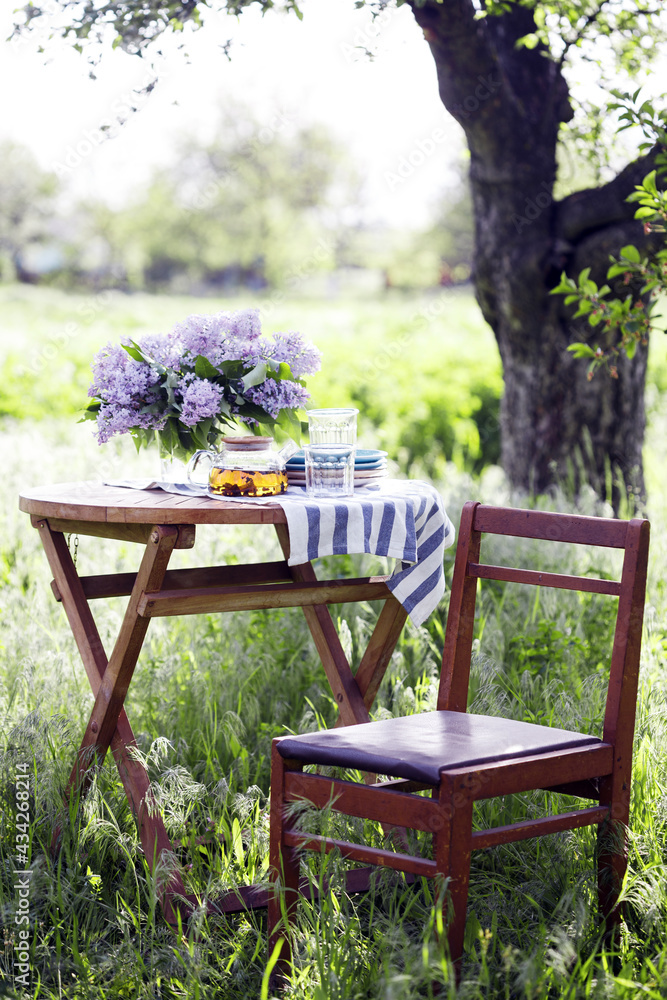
[{"left": 187, "top": 436, "right": 293, "bottom": 498}]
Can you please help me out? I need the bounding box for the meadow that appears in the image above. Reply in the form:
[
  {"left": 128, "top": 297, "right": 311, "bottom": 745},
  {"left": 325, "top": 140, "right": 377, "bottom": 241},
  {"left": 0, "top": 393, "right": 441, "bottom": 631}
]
[{"left": 1, "top": 283, "right": 667, "bottom": 998}]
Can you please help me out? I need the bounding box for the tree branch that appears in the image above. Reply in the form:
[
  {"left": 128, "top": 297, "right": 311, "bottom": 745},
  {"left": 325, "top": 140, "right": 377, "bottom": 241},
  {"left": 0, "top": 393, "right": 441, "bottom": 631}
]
[
  {"left": 557, "top": 0, "right": 612, "bottom": 70},
  {"left": 406, "top": 0, "right": 572, "bottom": 147},
  {"left": 405, "top": 0, "right": 499, "bottom": 126},
  {"left": 555, "top": 144, "right": 664, "bottom": 242}
]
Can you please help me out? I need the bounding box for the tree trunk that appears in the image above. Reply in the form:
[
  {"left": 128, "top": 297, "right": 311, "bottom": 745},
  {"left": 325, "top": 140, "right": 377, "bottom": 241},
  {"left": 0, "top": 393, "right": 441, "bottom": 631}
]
[{"left": 408, "top": 0, "right": 653, "bottom": 508}]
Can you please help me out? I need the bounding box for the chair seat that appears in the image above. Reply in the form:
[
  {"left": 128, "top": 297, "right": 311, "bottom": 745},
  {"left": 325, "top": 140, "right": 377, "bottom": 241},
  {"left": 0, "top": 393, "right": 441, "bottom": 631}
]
[{"left": 276, "top": 711, "right": 603, "bottom": 784}]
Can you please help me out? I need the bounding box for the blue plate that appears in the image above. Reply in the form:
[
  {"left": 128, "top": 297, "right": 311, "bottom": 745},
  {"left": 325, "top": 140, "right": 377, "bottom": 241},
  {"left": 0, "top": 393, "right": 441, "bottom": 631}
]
[
  {"left": 286, "top": 449, "right": 387, "bottom": 469},
  {"left": 355, "top": 449, "right": 389, "bottom": 465}
]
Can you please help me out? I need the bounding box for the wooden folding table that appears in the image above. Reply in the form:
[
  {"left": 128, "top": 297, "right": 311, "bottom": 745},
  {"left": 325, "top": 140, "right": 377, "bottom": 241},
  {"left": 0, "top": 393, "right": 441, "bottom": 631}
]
[{"left": 19, "top": 481, "right": 408, "bottom": 923}]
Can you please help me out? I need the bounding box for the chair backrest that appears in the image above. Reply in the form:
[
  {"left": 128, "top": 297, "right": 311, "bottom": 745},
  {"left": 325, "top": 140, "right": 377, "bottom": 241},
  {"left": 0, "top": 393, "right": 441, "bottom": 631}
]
[{"left": 440, "top": 502, "right": 650, "bottom": 760}]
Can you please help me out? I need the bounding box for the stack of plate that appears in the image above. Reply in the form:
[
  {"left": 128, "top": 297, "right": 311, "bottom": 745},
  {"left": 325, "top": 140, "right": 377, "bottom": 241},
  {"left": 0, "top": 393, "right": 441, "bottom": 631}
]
[{"left": 286, "top": 449, "right": 388, "bottom": 489}]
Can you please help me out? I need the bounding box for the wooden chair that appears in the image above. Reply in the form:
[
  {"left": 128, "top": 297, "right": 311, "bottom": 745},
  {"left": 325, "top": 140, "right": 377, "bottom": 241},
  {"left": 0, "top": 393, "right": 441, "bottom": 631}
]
[{"left": 268, "top": 502, "right": 650, "bottom": 981}]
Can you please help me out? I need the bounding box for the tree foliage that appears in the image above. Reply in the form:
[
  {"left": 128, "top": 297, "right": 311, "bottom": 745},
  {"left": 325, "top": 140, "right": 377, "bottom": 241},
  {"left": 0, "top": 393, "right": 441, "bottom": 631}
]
[
  {"left": 86, "top": 107, "right": 353, "bottom": 289},
  {"left": 553, "top": 91, "right": 667, "bottom": 376}
]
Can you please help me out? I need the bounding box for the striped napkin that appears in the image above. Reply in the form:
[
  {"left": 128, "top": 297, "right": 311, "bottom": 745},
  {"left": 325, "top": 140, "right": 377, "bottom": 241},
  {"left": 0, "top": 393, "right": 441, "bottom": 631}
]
[
  {"left": 276, "top": 482, "right": 455, "bottom": 626},
  {"left": 105, "top": 478, "right": 455, "bottom": 626}
]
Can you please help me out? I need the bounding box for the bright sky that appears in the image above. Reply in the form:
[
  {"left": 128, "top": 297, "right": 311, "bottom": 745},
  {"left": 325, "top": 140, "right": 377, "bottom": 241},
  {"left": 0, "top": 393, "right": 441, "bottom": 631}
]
[{"left": 0, "top": 0, "right": 464, "bottom": 228}]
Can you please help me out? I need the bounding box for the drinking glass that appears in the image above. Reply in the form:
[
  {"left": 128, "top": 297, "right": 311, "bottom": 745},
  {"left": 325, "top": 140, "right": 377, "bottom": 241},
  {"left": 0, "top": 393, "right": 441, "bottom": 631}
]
[
  {"left": 305, "top": 408, "right": 358, "bottom": 497},
  {"left": 304, "top": 443, "right": 355, "bottom": 498},
  {"left": 306, "top": 408, "right": 358, "bottom": 445}
]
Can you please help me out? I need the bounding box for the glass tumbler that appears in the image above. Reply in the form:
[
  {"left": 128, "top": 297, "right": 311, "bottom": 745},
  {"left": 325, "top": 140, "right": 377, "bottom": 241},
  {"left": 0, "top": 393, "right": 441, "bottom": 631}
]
[
  {"left": 304, "top": 443, "right": 355, "bottom": 498},
  {"left": 306, "top": 408, "right": 358, "bottom": 445}
]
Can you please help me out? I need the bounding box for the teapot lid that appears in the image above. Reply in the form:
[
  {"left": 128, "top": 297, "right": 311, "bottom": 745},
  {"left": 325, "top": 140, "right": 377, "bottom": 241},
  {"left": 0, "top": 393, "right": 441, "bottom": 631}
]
[{"left": 222, "top": 436, "right": 273, "bottom": 451}]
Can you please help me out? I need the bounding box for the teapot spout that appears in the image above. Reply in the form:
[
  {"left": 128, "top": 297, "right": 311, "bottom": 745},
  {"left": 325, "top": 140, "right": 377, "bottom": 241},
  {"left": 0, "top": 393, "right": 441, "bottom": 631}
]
[{"left": 278, "top": 439, "right": 299, "bottom": 462}]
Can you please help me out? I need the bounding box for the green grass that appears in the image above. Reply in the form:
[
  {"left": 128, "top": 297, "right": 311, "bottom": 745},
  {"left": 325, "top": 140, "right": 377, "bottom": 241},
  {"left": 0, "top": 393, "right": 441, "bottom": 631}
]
[{"left": 1, "top": 284, "right": 667, "bottom": 998}]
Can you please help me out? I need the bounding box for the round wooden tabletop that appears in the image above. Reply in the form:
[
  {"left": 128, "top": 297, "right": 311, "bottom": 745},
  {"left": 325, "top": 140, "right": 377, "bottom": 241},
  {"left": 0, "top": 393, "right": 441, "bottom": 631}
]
[{"left": 18, "top": 482, "right": 288, "bottom": 525}]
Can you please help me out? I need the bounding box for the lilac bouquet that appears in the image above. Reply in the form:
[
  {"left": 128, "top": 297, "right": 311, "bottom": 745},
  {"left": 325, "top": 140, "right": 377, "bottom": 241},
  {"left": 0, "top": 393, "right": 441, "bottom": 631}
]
[{"left": 84, "top": 308, "right": 321, "bottom": 459}]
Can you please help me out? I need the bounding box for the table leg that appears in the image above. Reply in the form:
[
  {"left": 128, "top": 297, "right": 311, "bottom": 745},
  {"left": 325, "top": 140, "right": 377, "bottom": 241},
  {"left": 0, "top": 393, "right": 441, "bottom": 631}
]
[
  {"left": 73, "top": 525, "right": 179, "bottom": 782},
  {"left": 34, "top": 521, "right": 189, "bottom": 923},
  {"left": 347, "top": 596, "right": 408, "bottom": 713},
  {"left": 274, "top": 524, "right": 408, "bottom": 725}
]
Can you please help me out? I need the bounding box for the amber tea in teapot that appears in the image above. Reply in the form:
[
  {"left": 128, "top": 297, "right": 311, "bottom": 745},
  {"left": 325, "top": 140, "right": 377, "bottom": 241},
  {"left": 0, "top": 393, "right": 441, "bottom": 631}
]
[{"left": 188, "top": 437, "right": 288, "bottom": 498}]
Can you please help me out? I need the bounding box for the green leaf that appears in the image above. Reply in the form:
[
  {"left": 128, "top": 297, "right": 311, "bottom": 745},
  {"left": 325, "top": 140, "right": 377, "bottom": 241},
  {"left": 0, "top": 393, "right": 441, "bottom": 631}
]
[
  {"left": 241, "top": 362, "right": 268, "bottom": 390},
  {"left": 567, "top": 343, "right": 597, "bottom": 359},
  {"left": 642, "top": 170, "right": 658, "bottom": 196},
  {"left": 550, "top": 274, "right": 577, "bottom": 295},
  {"left": 625, "top": 338, "right": 637, "bottom": 359},
  {"left": 159, "top": 419, "right": 178, "bottom": 453},
  {"left": 516, "top": 32, "right": 539, "bottom": 49},
  {"left": 122, "top": 344, "right": 145, "bottom": 363},
  {"left": 634, "top": 206, "right": 657, "bottom": 219},
  {"left": 190, "top": 423, "right": 210, "bottom": 450},
  {"left": 277, "top": 407, "right": 302, "bottom": 442},
  {"left": 620, "top": 244, "right": 641, "bottom": 264},
  {"left": 194, "top": 355, "right": 221, "bottom": 380},
  {"left": 220, "top": 360, "right": 245, "bottom": 378},
  {"left": 236, "top": 401, "right": 274, "bottom": 423}
]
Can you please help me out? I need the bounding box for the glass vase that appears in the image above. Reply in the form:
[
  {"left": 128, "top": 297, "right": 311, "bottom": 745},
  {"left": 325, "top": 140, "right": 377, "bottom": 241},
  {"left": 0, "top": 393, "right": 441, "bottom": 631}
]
[{"left": 156, "top": 432, "right": 188, "bottom": 483}]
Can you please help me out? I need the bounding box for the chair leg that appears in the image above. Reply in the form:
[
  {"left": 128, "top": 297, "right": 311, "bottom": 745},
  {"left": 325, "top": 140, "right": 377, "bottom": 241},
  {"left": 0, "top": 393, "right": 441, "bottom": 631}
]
[
  {"left": 268, "top": 744, "right": 302, "bottom": 989},
  {"left": 435, "top": 781, "right": 473, "bottom": 984},
  {"left": 597, "top": 776, "right": 629, "bottom": 940}
]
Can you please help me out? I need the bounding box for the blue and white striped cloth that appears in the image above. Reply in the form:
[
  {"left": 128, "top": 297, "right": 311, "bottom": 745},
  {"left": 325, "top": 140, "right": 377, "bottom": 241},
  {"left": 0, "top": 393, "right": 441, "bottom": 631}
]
[
  {"left": 107, "top": 478, "right": 455, "bottom": 626},
  {"left": 278, "top": 481, "right": 455, "bottom": 626}
]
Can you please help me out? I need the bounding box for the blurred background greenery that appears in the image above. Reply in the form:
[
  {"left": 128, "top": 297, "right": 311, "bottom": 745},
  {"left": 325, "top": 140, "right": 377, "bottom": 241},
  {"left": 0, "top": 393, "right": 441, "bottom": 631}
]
[{"left": 0, "top": 103, "right": 472, "bottom": 296}]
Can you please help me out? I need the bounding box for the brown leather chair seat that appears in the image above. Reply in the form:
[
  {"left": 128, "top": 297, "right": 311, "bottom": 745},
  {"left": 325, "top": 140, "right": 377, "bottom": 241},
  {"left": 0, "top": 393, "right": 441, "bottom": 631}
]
[{"left": 276, "top": 711, "right": 603, "bottom": 784}]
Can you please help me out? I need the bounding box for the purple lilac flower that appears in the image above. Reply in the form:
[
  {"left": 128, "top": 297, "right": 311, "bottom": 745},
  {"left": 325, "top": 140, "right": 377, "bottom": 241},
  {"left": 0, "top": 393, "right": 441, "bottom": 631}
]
[
  {"left": 139, "top": 333, "right": 184, "bottom": 369},
  {"left": 171, "top": 309, "right": 264, "bottom": 368},
  {"left": 227, "top": 308, "right": 262, "bottom": 341},
  {"left": 90, "top": 343, "right": 166, "bottom": 443},
  {"left": 171, "top": 314, "right": 222, "bottom": 363},
  {"left": 179, "top": 378, "right": 225, "bottom": 427},
  {"left": 95, "top": 403, "right": 166, "bottom": 444},
  {"left": 89, "top": 343, "right": 160, "bottom": 403},
  {"left": 245, "top": 378, "right": 311, "bottom": 419},
  {"left": 263, "top": 331, "right": 322, "bottom": 379},
  {"left": 89, "top": 311, "right": 320, "bottom": 446}
]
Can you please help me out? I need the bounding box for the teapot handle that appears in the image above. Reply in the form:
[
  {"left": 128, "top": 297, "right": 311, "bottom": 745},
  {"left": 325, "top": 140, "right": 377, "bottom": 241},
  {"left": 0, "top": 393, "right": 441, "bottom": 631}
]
[{"left": 187, "top": 450, "right": 213, "bottom": 485}]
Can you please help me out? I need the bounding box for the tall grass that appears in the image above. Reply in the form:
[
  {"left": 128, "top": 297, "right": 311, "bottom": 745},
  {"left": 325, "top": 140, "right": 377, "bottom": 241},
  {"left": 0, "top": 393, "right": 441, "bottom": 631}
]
[{"left": 1, "top": 286, "right": 667, "bottom": 998}]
